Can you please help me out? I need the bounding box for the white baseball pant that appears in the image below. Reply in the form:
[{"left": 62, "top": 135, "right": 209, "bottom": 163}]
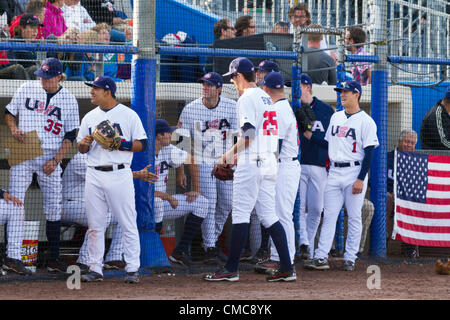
[
  {"left": 198, "top": 163, "right": 233, "bottom": 249},
  {"left": 85, "top": 167, "right": 140, "bottom": 275},
  {"left": 314, "top": 165, "right": 368, "bottom": 263},
  {"left": 299, "top": 164, "right": 328, "bottom": 258},
  {"left": 0, "top": 200, "right": 25, "bottom": 260},
  {"left": 270, "top": 160, "right": 301, "bottom": 263},
  {"left": 9, "top": 154, "right": 63, "bottom": 221},
  {"left": 62, "top": 200, "right": 123, "bottom": 265}
]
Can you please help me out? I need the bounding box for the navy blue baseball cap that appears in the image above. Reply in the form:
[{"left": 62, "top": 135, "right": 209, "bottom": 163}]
[
  {"left": 223, "top": 57, "right": 255, "bottom": 76},
  {"left": 262, "top": 72, "right": 284, "bottom": 89},
  {"left": 198, "top": 72, "right": 223, "bottom": 87},
  {"left": 85, "top": 76, "right": 117, "bottom": 96},
  {"left": 20, "top": 13, "right": 43, "bottom": 27},
  {"left": 334, "top": 80, "right": 362, "bottom": 95},
  {"left": 255, "top": 60, "right": 279, "bottom": 73},
  {"left": 445, "top": 86, "right": 450, "bottom": 99},
  {"left": 300, "top": 74, "right": 312, "bottom": 86},
  {"left": 156, "top": 119, "right": 177, "bottom": 135},
  {"left": 34, "top": 57, "right": 63, "bottom": 79}
]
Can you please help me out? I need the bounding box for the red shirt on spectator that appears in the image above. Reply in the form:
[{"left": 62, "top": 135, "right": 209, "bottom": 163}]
[
  {"left": 0, "top": 50, "right": 10, "bottom": 66},
  {"left": 9, "top": 14, "right": 43, "bottom": 38}
]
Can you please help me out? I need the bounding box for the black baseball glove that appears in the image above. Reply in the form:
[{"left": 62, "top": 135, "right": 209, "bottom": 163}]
[{"left": 294, "top": 103, "right": 316, "bottom": 133}]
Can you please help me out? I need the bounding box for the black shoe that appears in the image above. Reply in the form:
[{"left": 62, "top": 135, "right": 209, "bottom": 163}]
[
  {"left": 169, "top": 250, "right": 192, "bottom": 267},
  {"left": 406, "top": 245, "right": 419, "bottom": 259},
  {"left": 104, "top": 260, "right": 126, "bottom": 270},
  {"left": 47, "top": 259, "right": 68, "bottom": 273},
  {"left": 203, "top": 247, "right": 220, "bottom": 265},
  {"left": 251, "top": 247, "right": 270, "bottom": 264},
  {"left": 76, "top": 263, "right": 89, "bottom": 273},
  {"left": 299, "top": 244, "right": 310, "bottom": 260},
  {"left": 239, "top": 247, "right": 253, "bottom": 262},
  {"left": 124, "top": 272, "right": 140, "bottom": 284},
  {"left": 254, "top": 259, "right": 279, "bottom": 274},
  {"left": 2, "top": 257, "right": 32, "bottom": 275},
  {"left": 203, "top": 267, "right": 239, "bottom": 282},
  {"left": 81, "top": 271, "right": 104, "bottom": 282},
  {"left": 342, "top": 260, "right": 355, "bottom": 271},
  {"left": 266, "top": 268, "right": 297, "bottom": 282},
  {"left": 304, "top": 258, "right": 330, "bottom": 270}
]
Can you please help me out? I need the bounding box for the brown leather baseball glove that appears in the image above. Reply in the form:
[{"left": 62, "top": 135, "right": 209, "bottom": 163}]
[
  {"left": 92, "top": 120, "right": 121, "bottom": 150},
  {"left": 211, "top": 164, "right": 234, "bottom": 181}
]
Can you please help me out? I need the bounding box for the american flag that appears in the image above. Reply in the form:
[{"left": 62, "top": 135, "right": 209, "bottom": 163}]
[{"left": 393, "top": 150, "right": 450, "bottom": 247}]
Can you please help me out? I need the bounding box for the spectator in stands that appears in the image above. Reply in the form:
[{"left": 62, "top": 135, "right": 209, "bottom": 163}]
[
  {"left": 92, "top": 22, "right": 123, "bottom": 82},
  {"left": 62, "top": 0, "right": 96, "bottom": 33},
  {"left": 42, "top": 0, "right": 68, "bottom": 39},
  {"left": 288, "top": 3, "right": 311, "bottom": 33},
  {"left": 213, "top": 18, "right": 235, "bottom": 40},
  {"left": 420, "top": 87, "right": 450, "bottom": 150},
  {"left": 0, "top": 50, "right": 29, "bottom": 80},
  {"left": 345, "top": 26, "right": 372, "bottom": 85},
  {"left": 113, "top": 0, "right": 133, "bottom": 20},
  {"left": 115, "top": 24, "right": 132, "bottom": 81},
  {"left": 271, "top": 21, "right": 289, "bottom": 34},
  {"left": 11, "top": 0, "right": 28, "bottom": 18},
  {"left": 288, "top": 3, "right": 336, "bottom": 62},
  {"left": 304, "top": 24, "right": 336, "bottom": 85},
  {"left": 81, "top": 0, "right": 127, "bottom": 42},
  {"left": 387, "top": 129, "right": 420, "bottom": 258},
  {"left": 7, "top": 13, "right": 43, "bottom": 79},
  {"left": 64, "top": 29, "right": 98, "bottom": 81},
  {"left": 9, "top": 0, "right": 45, "bottom": 38},
  {"left": 234, "top": 15, "right": 256, "bottom": 37}
]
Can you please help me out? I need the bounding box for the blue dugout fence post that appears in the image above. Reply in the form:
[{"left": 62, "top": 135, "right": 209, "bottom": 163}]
[
  {"left": 367, "top": 0, "right": 388, "bottom": 258},
  {"left": 291, "top": 28, "right": 302, "bottom": 257},
  {"left": 132, "top": 0, "right": 170, "bottom": 267},
  {"left": 334, "top": 32, "right": 347, "bottom": 256}
]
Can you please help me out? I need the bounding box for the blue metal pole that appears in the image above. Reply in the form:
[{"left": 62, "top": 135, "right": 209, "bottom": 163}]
[
  {"left": 132, "top": 0, "right": 169, "bottom": 268},
  {"left": 334, "top": 63, "right": 346, "bottom": 256}
]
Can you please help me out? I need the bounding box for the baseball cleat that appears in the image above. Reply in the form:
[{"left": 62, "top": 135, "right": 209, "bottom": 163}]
[
  {"left": 305, "top": 258, "right": 330, "bottom": 270},
  {"left": 254, "top": 259, "right": 279, "bottom": 274},
  {"left": 203, "top": 268, "right": 239, "bottom": 282},
  {"left": 342, "top": 260, "right": 355, "bottom": 271},
  {"left": 299, "top": 244, "right": 310, "bottom": 260},
  {"left": 266, "top": 269, "right": 297, "bottom": 282},
  {"left": 2, "top": 258, "right": 32, "bottom": 275},
  {"left": 47, "top": 259, "right": 69, "bottom": 273},
  {"left": 104, "top": 260, "right": 126, "bottom": 270},
  {"left": 169, "top": 251, "right": 192, "bottom": 267},
  {"left": 251, "top": 248, "right": 270, "bottom": 264},
  {"left": 75, "top": 263, "right": 89, "bottom": 274},
  {"left": 124, "top": 272, "right": 140, "bottom": 284},
  {"left": 81, "top": 271, "right": 104, "bottom": 282},
  {"left": 203, "top": 247, "right": 220, "bottom": 265}
]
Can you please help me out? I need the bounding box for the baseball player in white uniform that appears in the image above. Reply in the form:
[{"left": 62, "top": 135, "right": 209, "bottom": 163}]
[
  {"left": 254, "top": 72, "right": 301, "bottom": 273},
  {"left": 152, "top": 119, "right": 208, "bottom": 266},
  {"left": 204, "top": 57, "right": 295, "bottom": 282},
  {"left": 0, "top": 190, "right": 31, "bottom": 275},
  {"left": 177, "top": 72, "right": 238, "bottom": 264},
  {"left": 77, "top": 76, "right": 147, "bottom": 283},
  {"left": 305, "top": 81, "right": 379, "bottom": 271},
  {"left": 4, "top": 57, "right": 79, "bottom": 273},
  {"left": 61, "top": 152, "right": 157, "bottom": 271}
]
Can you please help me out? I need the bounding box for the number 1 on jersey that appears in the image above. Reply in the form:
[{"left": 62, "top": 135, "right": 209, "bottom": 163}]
[{"left": 352, "top": 141, "right": 357, "bottom": 153}]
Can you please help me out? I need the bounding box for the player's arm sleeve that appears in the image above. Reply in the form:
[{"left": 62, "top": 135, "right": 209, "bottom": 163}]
[
  {"left": 357, "top": 145, "right": 375, "bottom": 181},
  {"left": 76, "top": 118, "right": 90, "bottom": 143},
  {"left": 63, "top": 129, "right": 77, "bottom": 143}
]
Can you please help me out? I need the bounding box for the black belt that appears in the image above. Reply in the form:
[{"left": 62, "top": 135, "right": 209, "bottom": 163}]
[
  {"left": 279, "top": 156, "right": 299, "bottom": 163},
  {"left": 333, "top": 161, "right": 360, "bottom": 168},
  {"left": 94, "top": 164, "right": 125, "bottom": 171}
]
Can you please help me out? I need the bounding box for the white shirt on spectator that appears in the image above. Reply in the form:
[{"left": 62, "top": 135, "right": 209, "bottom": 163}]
[{"left": 62, "top": 3, "right": 96, "bottom": 33}]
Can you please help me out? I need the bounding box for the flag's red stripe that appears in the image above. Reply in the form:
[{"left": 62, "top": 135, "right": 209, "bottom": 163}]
[
  {"left": 426, "top": 198, "right": 450, "bottom": 205},
  {"left": 396, "top": 220, "right": 450, "bottom": 234},
  {"left": 396, "top": 206, "right": 450, "bottom": 219},
  {"left": 427, "top": 183, "right": 450, "bottom": 191},
  {"left": 429, "top": 154, "right": 450, "bottom": 164},
  {"left": 427, "top": 170, "right": 450, "bottom": 178},
  {"left": 394, "top": 234, "right": 450, "bottom": 247}
]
